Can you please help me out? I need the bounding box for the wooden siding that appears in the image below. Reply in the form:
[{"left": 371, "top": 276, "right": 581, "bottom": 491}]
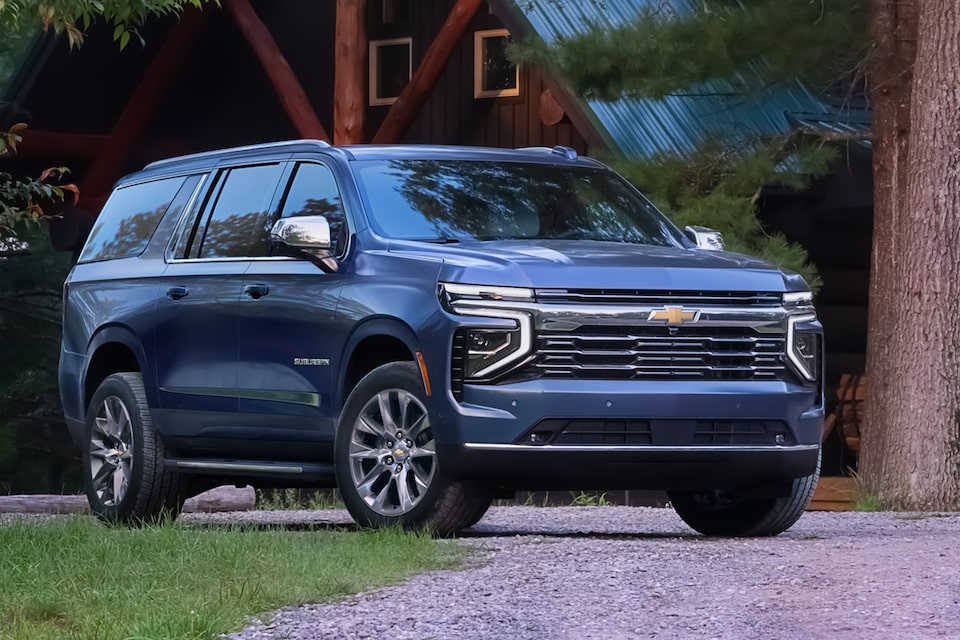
[{"left": 365, "top": 0, "right": 590, "bottom": 153}]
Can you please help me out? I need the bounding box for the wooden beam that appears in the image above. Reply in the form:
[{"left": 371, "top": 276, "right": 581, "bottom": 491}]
[
  {"left": 334, "top": 0, "right": 367, "bottom": 145},
  {"left": 226, "top": 0, "right": 329, "bottom": 142},
  {"left": 373, "top": 0, "right": 483, "bottom": 144},
  {"left": 81, "top": 8, "right": 210, "bottom": 200},
  {"left": 13, "top": 130, "right": 107, "bottom": 162}
]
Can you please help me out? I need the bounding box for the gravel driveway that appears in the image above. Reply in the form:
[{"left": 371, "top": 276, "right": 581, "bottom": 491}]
[{"left": 191, "top": 506, "right": 960, "bottom": 640}]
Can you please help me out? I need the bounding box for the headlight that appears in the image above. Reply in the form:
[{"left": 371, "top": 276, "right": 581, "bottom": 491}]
[
  {"left": 783, "top": 291, "right": 814, "bottom": 307},
  {"left": 440, "top": 283, "right": 534, "bottom": 380},
  {"left": 787, "top": 314, "right": 820, "bottom": 382}
]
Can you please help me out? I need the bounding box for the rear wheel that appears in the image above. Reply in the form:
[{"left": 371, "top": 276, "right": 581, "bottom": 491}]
[
  {"left": 83, "top": 372, "right": 183, "bottom": 524},
  {"left": 668, "top": 451, "right": 821, "bottom": 537},
  {"left": 335, "top": 362, "right": 488, "bottom": 536}
]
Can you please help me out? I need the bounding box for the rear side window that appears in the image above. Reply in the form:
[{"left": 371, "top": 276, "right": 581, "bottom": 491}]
[{"left": 79, "top": 176, "right": 186, "bottom": 262}]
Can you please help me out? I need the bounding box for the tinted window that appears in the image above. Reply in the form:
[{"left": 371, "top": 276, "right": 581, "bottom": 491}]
[
  {"left": 272, "top": 163, "right": 347, "bottom": 254},
  {"left": 354, "top": 160, "right": 684, "bottom": 247},
  {"left": 79, "top": 176, "right": 186, "bottom": 262},
  {"left": 198, "top": 164, "right": 284, "bottom": 258}
]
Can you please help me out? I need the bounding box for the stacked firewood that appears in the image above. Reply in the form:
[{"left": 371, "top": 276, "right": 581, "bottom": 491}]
[{"left": 823, "top": 373, "right": 867, "bottom": 453}]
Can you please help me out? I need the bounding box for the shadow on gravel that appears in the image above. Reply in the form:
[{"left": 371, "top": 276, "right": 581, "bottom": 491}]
[
  {"left": 456, "top": 528, "right": 699, "bottom": 540},
  {"left": 182, "top": 520, "right": 696, "bottom": 540}
]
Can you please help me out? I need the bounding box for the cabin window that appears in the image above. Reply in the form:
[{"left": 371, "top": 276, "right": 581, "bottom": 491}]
[
  {"left": 474, "top": 29, "right": 519, "bottom": 98},
  {"left": 369, "top": 37, "right": 412, "bottom": 106}
]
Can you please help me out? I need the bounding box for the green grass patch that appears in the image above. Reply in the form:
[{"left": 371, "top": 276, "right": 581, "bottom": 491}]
[
  {"left": 0, "top": 516, "right": 462, "bottom": 640},
  {"left": 854, "top": 492, "right": 884, "bottom": 512}
]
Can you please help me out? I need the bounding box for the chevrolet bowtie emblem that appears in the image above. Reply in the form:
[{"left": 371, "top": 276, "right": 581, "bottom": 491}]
[{"left": 648, "top": 306, "right": 700, "bottom": 325}]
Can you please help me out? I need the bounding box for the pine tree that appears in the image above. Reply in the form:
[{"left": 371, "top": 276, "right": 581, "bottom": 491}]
[{"left": 515, "top": 0, "right": 869, "bottom": 288}]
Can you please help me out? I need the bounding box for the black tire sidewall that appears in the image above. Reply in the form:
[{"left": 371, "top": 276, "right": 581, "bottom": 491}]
[
  {"left": 82, "top": 374, "right": 149, "bottom": 522},
  {"left": 335, "top": 362, "right": 448, "bottom": 529}
]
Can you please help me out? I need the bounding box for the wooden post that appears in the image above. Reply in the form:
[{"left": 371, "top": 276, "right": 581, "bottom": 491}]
[
  {"left": 373, "top": 0, "right": 483, "bottom": 144},
  {"left": 81, "top": 8, "right": 210, "bottom": 201},
  {"left": 225, "top": 0, "right": 330, "bottom": 142},
  {"left": 334, "top": 0, "right": 367, "bottom": 144}
]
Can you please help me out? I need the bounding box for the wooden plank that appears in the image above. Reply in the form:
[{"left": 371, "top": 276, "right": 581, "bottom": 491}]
[
  {"left": 807, "top": 476, "right": 859, "bottom": 511},
  {"left": 373, "top": 0, "right": 483, "bottom": 144},
  {"left": 225, "top": 0, "right": 329, "bottom": 142},
  {"left": 333, "top": 0, "right": 366, "bottom": 144},
  {"left": 81, "top": 8, "right": 210, "bottom": 201}
]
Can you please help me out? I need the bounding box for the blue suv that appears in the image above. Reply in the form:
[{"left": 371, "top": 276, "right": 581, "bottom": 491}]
[{"left": 59, "top": 140, "right": 823, "bottom": 536}]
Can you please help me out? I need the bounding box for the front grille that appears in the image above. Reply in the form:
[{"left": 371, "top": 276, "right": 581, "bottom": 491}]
[
  {"left": 524, "top": 326, "right": 786, "bottom": 381},
  {"left": 535, "top": 289, "right": 782, "bottom": 306},
  {"left": 519, "top": 419, "right": 793, "bottom": 446}
]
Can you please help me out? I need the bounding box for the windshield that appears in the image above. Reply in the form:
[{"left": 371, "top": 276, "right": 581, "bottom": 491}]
[{"left": 354, "top": 159, "right": 684, "bottom": 247}]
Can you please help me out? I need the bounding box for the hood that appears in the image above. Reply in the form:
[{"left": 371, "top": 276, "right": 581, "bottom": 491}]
[{"left": 388, "top": 239, "right": 803, "bottom": 292}]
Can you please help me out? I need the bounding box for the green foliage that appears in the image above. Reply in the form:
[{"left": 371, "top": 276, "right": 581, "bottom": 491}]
[
  {"left": 514, "top": 0, "right": 868, "bottom": 287},
  {"left": 613, "top": 138, "right": 836, "bottom": 289},
  {"left": 256, "top": 488, "right": 346, "bottom": 511},
  {"left": 569, "top": 491, "right": 612, "bottom": 507},
  {"left": 0, "top": 225, "right": 74, "bottom": 493},
  {"left": 0, "top": 516, "right": 462, "bottom": 639},
  {"left": 514, "top": 0, "right": 868, "bottom": 100},
  {"left": 0, "top": 0, "right": 217, "bottom": 49}
]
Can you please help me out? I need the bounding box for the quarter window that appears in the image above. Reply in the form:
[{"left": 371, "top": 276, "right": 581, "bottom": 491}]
[{"left": 79, "top": 176, "right": 186, "bottom": 263}]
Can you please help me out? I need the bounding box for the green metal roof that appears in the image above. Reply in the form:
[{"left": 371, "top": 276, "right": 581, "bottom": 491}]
[{"left": 502, "top": 0, "right": 869, "bottom": 158}]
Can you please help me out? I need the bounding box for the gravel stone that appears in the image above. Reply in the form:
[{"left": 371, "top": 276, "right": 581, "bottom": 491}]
[{"left": 195, "top": 506, "right": 960, "bottom": 640}]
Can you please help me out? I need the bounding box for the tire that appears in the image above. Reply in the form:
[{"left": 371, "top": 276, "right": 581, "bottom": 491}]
[
  {"left": 334, "top": 362, "right": 488, "bottom": 536},
  {"left": 667, "top": 450, "right": 821, "bottom": 537},
  {"left": 83, "top": 372, "right": 184, "bottom": 525}
]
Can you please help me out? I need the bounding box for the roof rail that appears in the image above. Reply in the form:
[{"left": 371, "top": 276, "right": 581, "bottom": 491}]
[
  {"left": 515, "top": 145, "right": 579, "bottom": 160},
  {"left": 144, "top": 139, "right": 332, "bottom": 170}
]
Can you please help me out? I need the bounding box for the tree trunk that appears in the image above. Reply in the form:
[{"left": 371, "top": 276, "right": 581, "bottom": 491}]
[{"left": 862, "top": 0, "right": 960, "bottom": 508}]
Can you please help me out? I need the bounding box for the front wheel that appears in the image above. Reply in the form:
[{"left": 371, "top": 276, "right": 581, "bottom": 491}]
[
  {"left": 334, "top": 362, "right": 490, "bottom": 536},
  {"left": 668, "top": 451, "right": 821, "bottom": 537}
]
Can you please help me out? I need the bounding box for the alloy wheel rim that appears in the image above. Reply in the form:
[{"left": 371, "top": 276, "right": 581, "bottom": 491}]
[
  {"left": 89, "top": 395, "right": 135, "bottom": 507},
  {"left": 348, "top": 389, "right": 436, "bottom": 516}
]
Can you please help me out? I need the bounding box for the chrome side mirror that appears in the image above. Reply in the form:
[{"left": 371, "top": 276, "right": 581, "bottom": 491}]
[
  {"left": 270, "top": 216, "right": 338, "bottom": 272},
  {"left": 685, "top": 225, "right": 724, "bottom": 251},
  {"left": 271, "top": 216, "right": 332, "bottom": 250}
]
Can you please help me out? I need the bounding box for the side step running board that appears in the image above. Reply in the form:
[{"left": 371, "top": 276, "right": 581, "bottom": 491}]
[{"left": 166, "top": 458, "right": 335, "bottom": 481}]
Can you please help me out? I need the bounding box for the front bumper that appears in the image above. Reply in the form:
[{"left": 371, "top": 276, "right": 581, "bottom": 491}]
[{"left": 433, "top": 378, "right": 822, "bottom": 491}]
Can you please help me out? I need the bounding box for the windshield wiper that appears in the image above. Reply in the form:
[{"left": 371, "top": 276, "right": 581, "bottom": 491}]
[{"left": 423, "top": 236, "right": 461, "bottom": 244}]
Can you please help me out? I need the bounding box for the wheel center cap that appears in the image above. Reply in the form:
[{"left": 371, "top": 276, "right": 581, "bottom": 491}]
[{"left": 391, "top": 444, "right": 411, "bottom": 462}]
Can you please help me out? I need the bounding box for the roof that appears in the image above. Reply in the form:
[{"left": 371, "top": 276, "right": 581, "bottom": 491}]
[
  {"left": 127, "top": 142, "right": 605, "bottom": 185},
  {"left": 497, "top": 0, "right": 871, "bottom": 159}
]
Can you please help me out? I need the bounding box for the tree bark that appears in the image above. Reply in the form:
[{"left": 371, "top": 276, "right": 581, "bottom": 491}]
[{"left": 862, "top": 0, "right": 960, "bottom": 508}]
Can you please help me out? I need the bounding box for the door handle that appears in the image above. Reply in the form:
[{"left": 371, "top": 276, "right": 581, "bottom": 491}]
[
  {"left": 244, "top": 283, "right": 269, "bottom": 300},
  {"left": 165, "top": 286, "right": 189, "bottom": 300}
]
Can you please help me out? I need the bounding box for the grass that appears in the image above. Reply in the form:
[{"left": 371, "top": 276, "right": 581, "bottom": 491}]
[
  {"left": 255, "top": 488, "right": 345, "bottom": 511},
  {"left": 854, "top": 492, "right": 884, "bottom": 512},
  {"left": 0, "top": 516, "right": 462, "bottom": 640}
]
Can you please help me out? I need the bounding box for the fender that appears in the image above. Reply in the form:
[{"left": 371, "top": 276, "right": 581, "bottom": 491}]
[
  {"left": 335, "top": 316, "right": 421, "bottom": 412},
  {"left": 84, "top": 324, "right": 158, "bottom": 408}
]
